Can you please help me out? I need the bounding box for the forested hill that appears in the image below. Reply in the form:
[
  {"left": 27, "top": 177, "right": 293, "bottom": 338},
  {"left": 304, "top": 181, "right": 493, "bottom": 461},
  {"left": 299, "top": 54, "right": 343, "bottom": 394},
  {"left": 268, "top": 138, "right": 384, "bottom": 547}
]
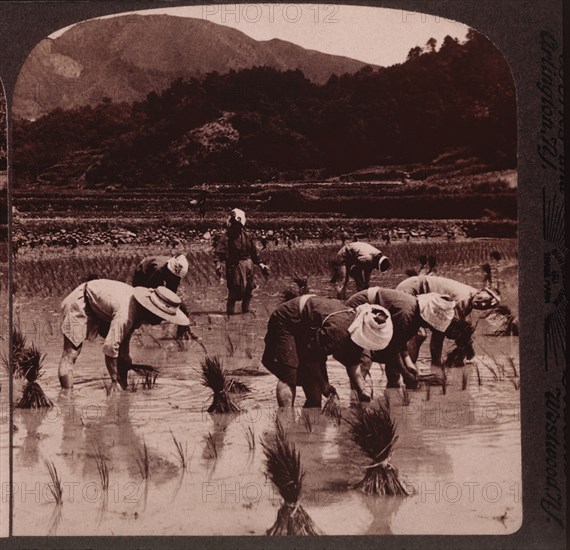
[
  {"left": 13, "top": 30, "right": 516, "bottom": 188},
  {"left": 13, "top": 14, "right": 374, "bottom": 120}
]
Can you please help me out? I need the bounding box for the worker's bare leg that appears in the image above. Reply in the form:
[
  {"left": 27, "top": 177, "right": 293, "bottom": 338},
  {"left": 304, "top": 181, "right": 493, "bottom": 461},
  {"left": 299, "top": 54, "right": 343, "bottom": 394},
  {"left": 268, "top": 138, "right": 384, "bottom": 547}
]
[
  {"left": 336, "top": 264, "right": 349, "bottom": 300},
  {"left": 276, "top": 380, "right": 296, "bottom": 407},
  {"left": 363, "top": 267, "right": 373, "bottom": 289},
  {"left": 353, "top": 268, "right": 366, "bottom": 291},
  {"left": 429, "top": 330, "right": 445, "bottom": 367},
  {"left": 58, "top": 336, "right": 82, "bottom": 389}
]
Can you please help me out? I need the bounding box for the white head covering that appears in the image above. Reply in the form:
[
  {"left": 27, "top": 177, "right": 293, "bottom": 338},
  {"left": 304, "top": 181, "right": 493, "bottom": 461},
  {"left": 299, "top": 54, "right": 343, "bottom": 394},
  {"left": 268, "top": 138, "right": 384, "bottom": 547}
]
[
  {"left": 228, "top": 208, "right": 246, "bottom": 226},
  {"left": 348, "top": 303, "right": 393, "bottom": 350},
  {"left": 417, "top": 292, "right": 456, "bottom": 332},
  {"left": 166, "top": 254, "right": 189, "bottom": 278},
  {"left": 471, "top": 287, "right": 501, "bottom": 310}
]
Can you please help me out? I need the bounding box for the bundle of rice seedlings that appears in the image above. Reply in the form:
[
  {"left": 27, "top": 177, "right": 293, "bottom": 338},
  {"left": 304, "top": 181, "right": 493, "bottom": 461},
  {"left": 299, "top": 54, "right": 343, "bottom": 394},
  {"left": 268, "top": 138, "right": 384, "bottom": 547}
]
[
  {"left": 130, "top": 363, "right": 159, "bottom": 376},
  {"left": 8, "top": 326, "right": 28, "bottom": 375},
  {"left": 346, "top": 403, "right": 409, "bottom": 496},
  {"left": 322, "top": 393, "right": 342, "bottom": 425},
  {"left": 262, "top": 418, "right": 320, "bottom": 536},
  {"left": 444, "top": 323, "right": 476, "bottom": 368},
  {"left": 201, "top": 355, "right": 240, "bottom": 414},
  {"left": 485, "top": 306, "right": 519, "bottom": 336},
  {"left": 141, "top": 370, "right": 158, "bottom": 390},
  {"left": 17, "top": 343, "right": 52, "bottom": 409}
]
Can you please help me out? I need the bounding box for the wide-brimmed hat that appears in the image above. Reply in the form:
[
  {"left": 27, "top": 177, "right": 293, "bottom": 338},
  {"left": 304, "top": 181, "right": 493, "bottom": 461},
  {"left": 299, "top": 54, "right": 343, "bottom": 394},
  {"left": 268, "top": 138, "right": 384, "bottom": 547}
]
[
  {"left": 348, "top": 303, "right": 393, "bottom": 350},
  {"left": 133, "top": 286, "right": 190, "bottom": 326},
  {"left": 228, "top": 208, "right": 246, "bottom": 226},
  {"left": 417, "top": 292, "right": 456, "bottom": 332},
  {"left": 166, "top": 254, "right": 189, "bottom": 278},
  {"left": 471, "top": 287, "right": 501, "bottom": 310}
]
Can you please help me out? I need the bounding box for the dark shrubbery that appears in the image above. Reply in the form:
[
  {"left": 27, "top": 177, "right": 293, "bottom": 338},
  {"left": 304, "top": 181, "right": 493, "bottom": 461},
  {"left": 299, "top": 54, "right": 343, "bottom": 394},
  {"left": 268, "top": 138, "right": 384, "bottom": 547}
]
[{"left": 13, "top": 30, "right": 515, "bottom": 187}]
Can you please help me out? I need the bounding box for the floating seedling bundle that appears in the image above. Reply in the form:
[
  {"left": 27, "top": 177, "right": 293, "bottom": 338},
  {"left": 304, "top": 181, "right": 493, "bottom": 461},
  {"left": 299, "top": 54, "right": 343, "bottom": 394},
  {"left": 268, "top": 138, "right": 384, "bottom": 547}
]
[
  {"left": 484, "top": 305, "right": 519, "bottom": 336},
  {"left": 262, "top": 418, "right": 320, "bottom": 536},
  {"left": 201, "top": 355, "right": 243, "bottom": 413},
  {"left": 346, "top": 403, "right": 409, "bottom": 496},
  {"left": 322, "top": 388, "right": 342, "bottom": 425},
  {"left": 10, "top": 328, "right": 52, "bottom": 409}
]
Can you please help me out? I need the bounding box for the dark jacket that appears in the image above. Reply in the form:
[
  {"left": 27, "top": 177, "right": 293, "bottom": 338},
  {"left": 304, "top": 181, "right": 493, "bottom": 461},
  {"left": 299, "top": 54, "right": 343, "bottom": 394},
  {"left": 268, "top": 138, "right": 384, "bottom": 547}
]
[
  {"left": 132, "top": 256, "right": 181, "bottom": 292},
  {"left": 215, "top": 226, "right": 261, "bottom": 266},
  {"left": 346, "top": 287, "right": 421, "bottom": 357}
]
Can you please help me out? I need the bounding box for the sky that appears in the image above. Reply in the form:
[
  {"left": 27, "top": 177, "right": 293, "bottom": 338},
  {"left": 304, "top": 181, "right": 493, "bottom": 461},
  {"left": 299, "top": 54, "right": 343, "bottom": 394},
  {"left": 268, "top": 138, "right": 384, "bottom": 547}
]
[{"left": 49, "top": 5, "right": 470, "bottom": 67}]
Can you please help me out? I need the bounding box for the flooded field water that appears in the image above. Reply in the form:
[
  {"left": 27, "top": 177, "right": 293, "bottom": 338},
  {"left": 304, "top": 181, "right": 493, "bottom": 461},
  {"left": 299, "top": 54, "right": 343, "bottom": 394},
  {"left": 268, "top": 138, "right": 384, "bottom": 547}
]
[{"left": 4, "top": 247, "right": 521, "bottom": 536}]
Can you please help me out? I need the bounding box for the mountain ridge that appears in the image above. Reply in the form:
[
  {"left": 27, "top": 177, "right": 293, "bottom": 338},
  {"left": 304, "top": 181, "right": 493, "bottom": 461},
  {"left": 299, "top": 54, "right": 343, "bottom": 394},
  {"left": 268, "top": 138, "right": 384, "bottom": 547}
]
[{"left": 14, "top": 13, "right": 376, "bottom": 119}]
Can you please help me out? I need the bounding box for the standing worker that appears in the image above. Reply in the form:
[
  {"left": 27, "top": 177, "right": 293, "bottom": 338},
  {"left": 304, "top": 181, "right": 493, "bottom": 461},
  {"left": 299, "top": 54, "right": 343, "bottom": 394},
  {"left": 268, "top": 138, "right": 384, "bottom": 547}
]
[
  {"left": 214, "top": 208, "right": 270, "bottom": 315},
  {"left": 132, "top": 254, "right": 201, "bottom": 341},
  {"left": 198, "top": 184, "right": 208, "bottom": 218},
  {"left": 332, "top": 241, "right": 391, "bottom": 299},
  {"left": 58, "top": 280, "right": 190, "bottom": 390}
]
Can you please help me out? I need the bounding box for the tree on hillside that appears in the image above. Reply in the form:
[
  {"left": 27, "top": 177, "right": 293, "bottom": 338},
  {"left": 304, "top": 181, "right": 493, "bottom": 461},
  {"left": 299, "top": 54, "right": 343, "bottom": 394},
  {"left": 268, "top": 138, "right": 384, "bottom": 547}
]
[{"left": 12, "top": 29, "right": 516, "bottom": 187}]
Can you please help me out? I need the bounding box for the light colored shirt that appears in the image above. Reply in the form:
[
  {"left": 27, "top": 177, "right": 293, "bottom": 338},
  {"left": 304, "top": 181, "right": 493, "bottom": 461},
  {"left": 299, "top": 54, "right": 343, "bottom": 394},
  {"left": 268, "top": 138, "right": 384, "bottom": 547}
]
[
  {"left": 84, "top": 280, "right": 139, "bottom": 358},
  {"left": 396, "top": 275, "right": 477, "bottom": 318},
  {"left": 337, "top": 242, "right": 381, "bottom": 266}
]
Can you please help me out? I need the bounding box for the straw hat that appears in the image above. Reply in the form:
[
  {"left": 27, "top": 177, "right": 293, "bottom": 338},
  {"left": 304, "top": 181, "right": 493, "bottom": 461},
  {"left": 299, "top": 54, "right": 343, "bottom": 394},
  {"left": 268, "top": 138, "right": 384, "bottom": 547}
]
[
  {"left": 166, "top": 254, "right": 189, "bottom": 278},
  {"left": 133, "top": 286, "right": 190, "bottom": 326},
  {"left": 417, "top": 292, "right": 456, "bottom": 332},
  {"left": 348, "top": 303, "right": 393, "bottom": 350}
]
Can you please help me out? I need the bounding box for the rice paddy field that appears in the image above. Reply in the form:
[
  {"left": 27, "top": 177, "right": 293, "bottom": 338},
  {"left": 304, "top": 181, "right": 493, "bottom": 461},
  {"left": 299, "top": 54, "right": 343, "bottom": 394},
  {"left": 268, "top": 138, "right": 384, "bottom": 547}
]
[{"left": 4, "top": 237, "right": 521, "bottom": 536}]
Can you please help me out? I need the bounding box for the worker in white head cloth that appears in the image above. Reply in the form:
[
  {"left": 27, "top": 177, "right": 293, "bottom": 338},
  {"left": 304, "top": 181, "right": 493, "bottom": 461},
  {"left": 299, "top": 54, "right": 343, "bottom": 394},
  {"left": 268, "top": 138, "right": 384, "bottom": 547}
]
[
  {"left": 347, "top": 288, "right": 458, "bottom": 388},
  {"left": 132, "top": 254, "right": 200, "bottom": 341},
  {"left": 214, "top": 208, "right": 270, "bottom": 315},
  {"left": 262, "top": 295, "right": 393, "bottom": 407},
  {"left": 396, "top": 274, "right": 501, "bottom": 366}
]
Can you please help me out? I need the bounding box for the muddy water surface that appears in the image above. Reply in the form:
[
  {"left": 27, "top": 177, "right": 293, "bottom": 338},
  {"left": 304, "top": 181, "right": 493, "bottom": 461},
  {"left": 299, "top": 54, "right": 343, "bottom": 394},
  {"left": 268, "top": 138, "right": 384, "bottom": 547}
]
[{"left": 7, "top": 267, "right": 521, "bottom": 536}]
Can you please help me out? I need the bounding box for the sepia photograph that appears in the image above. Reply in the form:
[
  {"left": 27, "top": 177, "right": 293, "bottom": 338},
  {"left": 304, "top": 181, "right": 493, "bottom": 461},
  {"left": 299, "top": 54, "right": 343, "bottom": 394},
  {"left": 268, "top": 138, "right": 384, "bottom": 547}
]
[
  {"left": 0, "top": 78, "right": 8, "bottom": 538},
  {"left": 6, "top": 2, "right": 522, "bottom": 538}
]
